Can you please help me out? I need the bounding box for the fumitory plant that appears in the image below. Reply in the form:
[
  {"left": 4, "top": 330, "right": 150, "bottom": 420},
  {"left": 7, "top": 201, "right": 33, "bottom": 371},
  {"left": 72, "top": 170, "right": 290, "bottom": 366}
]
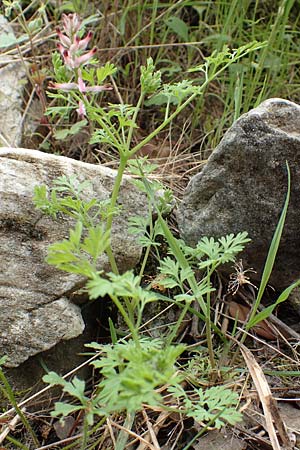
[
  {"left": 45, "top": 12, "right": 265, "bottom": 274},
  {"left": 32, "top": 12, "right": 267, "bottom": 449}
]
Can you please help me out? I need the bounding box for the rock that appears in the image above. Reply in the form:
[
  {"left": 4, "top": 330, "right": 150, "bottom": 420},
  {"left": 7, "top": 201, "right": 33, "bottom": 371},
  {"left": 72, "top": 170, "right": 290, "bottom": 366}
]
[
  {"left": 178, "top": 98, "right": 300, "bottom": 290},
  {"left": 189, "top": 428, "right": 245, "bottom": 450},
  {"left": 0, "top": 15, "right": 27, "bottom": 147},
  {"left": 3, "top": 300, "right": 102, "bottom": 397},
  {"left": 286, "top": 286, "right": 300, "bottom": 318},
  {"left": 0, "top": 148, "right": 148, "bottom": 367},
  {"left": 278, "top": 402, "right": 300, "bottom": 446}
]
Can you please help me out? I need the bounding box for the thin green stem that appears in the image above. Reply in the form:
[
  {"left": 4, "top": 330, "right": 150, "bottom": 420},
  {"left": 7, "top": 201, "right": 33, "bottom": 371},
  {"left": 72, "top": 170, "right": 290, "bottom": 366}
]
[
  {"left": 129, "top": 91, "right": 199, "bottom": 157},
  {"left": 139, "top": 206, "right": 155, "bottom": 277},
  {"left": 80, "top": 416, "right": 107, "bottom": 450},
  {"left": 80, "top": 416, "right": 89, "bottom": 450},
  {"left": 105, "top": 156, "right": 127, "bottom": 234},
  {"left": 89, "top": 110, "right": 124, "bottom": 152},
  {"left": 182, "top": 408, "right": 227, "bottom": 450},
  {"left": 167, "top": 302, "right": 190, "bottom": 346},
  {"left": 105, "top": 246, "right": 119, "bottom": 275},
  {"left": 111, "top": 294, "right": 139, "bottom": 345},
  {"left": 205, "top": 270, "right": 215, "bottom": 370},
  {"left": 126, "top": 92, "right": 145, "bottom": 149},
  {"left": 5, "top": 436, "right": 30, "bottom": 450},
  {"left": 0, "top": 369, "right": 40, "bottom": 447},
  {"left": 104, "top": 156, "right": 129, "bottom": 274},
  {"left": 139, "top": 245, "right": 151, "bottom": 278}
]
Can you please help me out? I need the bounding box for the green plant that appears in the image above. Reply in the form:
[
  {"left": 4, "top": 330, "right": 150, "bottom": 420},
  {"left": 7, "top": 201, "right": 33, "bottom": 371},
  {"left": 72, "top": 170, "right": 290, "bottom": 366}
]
[
  {"left": 1, "top": 3, "right": 300, "bottom": 448},
  {"left": 32, "top": 160, "right": 300, "bottom": 448},
  {"left": 42, "top": 338, "right": 184, "bottom": 449},
  {"left": 45, "top": 12, "right": 264, "bottom": 270},
  {"left": 0, "top": 357, "right": 40, "bottom": 448},
  {"left": 33, "top": 171, "right": 248, "bottom": 449},
  {"left": 169, "top": 383, "right": 242, "bottom": 429},
  {"left": 43, "top": 338, "right": 242, "bottom": 449},
  {"left": 28, "top": 14, "right": 267, "bottom": 448}
]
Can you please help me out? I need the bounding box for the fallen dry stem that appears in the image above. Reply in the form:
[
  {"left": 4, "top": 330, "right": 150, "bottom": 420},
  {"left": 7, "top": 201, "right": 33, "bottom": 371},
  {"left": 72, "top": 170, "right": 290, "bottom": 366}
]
[
  {"left": 240, "top": 343, "right": 293, "bottom": 450},
  {"left": 0, "top": 407, "right": 25, "bottom": 444},
  {"left": 109, "top": 419, "right": 158, "bottom": 450},
  {"left": 136, "top": 409, "right": 172, "bottom": 450}
]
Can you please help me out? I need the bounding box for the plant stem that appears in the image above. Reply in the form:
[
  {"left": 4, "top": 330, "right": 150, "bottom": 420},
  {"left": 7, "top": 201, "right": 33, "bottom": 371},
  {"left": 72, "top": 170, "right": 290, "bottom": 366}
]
[
  {"left": 105, "top": 156, "right": 128, "bottom": 274},
  {"left": 111, "top": 294, "right": 139, "bottom": 345},
  {"left": 129, "top": 91, "right": 199, "bottom": 157},
  {"left": 115, "top": 412, "right": 134, "bottom": 450},
  {"left": 128, "top": 44, "right": 262, "bottom": 159},
  {"left": 139, "top": 244, "right": 151, "bottom": 278},
  {"left": 138, "top": 205, "right": 155, "bottom": 278},
  {"left": 126, "top": 92, "right": 144, "bottom": 149},
  {"left": 205, "top": 270, "right": 215, "bottom": 370},
  {"left": 167, "top": 302, "right": 190, "bottom": 346},
  {"left": 80, "top": 416, "right": 89, "bottom": 450},
  {"left": 0, "top": 369, "right": 40, "bottom": 448}
]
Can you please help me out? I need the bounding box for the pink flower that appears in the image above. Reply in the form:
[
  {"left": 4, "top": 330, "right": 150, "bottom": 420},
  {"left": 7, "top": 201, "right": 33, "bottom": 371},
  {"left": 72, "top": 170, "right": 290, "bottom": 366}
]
[
  {"left": 56, "top": 28, "right": 71, "bottom": 48},
  {"left": 71, "top": 31, "right": 93, "bottom": 52},
  {"left": 82, "top": 83, "right": 113, "bottom": 93},
  {"left": 61, "top": 49, "right": 74, "bottom": 69},
  {"left": 70, "top": 47, "right": 97, "bottom": 68},
  {"left": 62, "top": 13, "right": 81, "bottom": 37},
  {"left": 49, "top": 78, "right": 112, "bottom": 93},
  {"left": 50, "top": 13, "right": 113, "bottom": 119},
  {"left": 48, "top": 81, "right": 78, "bottom": 90},
  {"left": 76, "top": 101, "right": 86, "bottom": 118},
  {"left": 56, "top": 14, "right": 97, "bottom": 69},
  {"left": 78, "top": 78, "right": 112, "bottom": 93}
]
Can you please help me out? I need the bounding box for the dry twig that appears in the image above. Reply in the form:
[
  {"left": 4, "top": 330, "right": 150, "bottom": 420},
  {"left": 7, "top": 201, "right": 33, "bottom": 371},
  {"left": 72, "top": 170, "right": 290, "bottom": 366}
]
[{"left": 240, "top": 343, "right": 293, "bottom": 450}]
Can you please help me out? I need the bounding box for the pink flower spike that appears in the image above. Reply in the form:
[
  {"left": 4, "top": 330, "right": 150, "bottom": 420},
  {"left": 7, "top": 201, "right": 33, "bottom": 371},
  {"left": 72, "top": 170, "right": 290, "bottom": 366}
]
[
  {"left": 56, "top": 28, "right": 71, "bottom": 47},
  {"left": 76, "top": 101, "right": 86, "bottom": 118},
  {"left": 62, "top": 14, "right": 72, "bottom": 36},
  {"left": 48, "top": 81, "right": 78, "bottom": 91},
  {"left": 73, "top": 47, "right": 97, "bottom": 67}
]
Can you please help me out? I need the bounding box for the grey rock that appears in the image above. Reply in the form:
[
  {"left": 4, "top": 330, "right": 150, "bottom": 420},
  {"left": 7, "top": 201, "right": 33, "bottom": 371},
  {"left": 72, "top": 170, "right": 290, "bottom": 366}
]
[
  {"left": 189, "top": 428, "right": 245, "bottom": 450},
  {"left": 0, "top": 15, "right": 27, "bottom": 146},
  {"left": 3, "top": 300, "right": 101, "bottom": 398},
  {"left": 0, "top": 148, "right": 148, "bottom": 367},
  {"left": 178, "top": 98, "right": 300, "bottom": 290}
]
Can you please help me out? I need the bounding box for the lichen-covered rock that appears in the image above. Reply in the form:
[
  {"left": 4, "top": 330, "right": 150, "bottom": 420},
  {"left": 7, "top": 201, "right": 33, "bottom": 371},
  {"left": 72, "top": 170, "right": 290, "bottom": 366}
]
[
  {"left": 0, "top": 148, "right": 148, "bottom": 367},
  {"left": 178, "top": 98, "right": 300, "bottom": 290},
  {"left": 0, "top": 15, "right": 27, "bottom": 146}
]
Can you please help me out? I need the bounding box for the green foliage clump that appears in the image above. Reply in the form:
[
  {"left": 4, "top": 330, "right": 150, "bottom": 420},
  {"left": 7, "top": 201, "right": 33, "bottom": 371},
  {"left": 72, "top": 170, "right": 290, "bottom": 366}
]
[{"left": 4, "top": 3, "right": 300, "bottom": 448}]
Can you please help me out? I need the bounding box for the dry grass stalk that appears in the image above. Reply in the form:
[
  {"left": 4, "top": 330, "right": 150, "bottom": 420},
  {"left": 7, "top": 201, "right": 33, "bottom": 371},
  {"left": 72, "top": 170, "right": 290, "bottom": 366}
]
[{"left": 240, "top": 343, "right": 293, "bottom": 450}]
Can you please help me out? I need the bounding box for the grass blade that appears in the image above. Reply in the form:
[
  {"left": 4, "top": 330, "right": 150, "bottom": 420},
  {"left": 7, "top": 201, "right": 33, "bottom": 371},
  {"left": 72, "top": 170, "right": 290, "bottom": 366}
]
[{"left": 246, "top": 162, "right": 291, "bottom": 329}]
